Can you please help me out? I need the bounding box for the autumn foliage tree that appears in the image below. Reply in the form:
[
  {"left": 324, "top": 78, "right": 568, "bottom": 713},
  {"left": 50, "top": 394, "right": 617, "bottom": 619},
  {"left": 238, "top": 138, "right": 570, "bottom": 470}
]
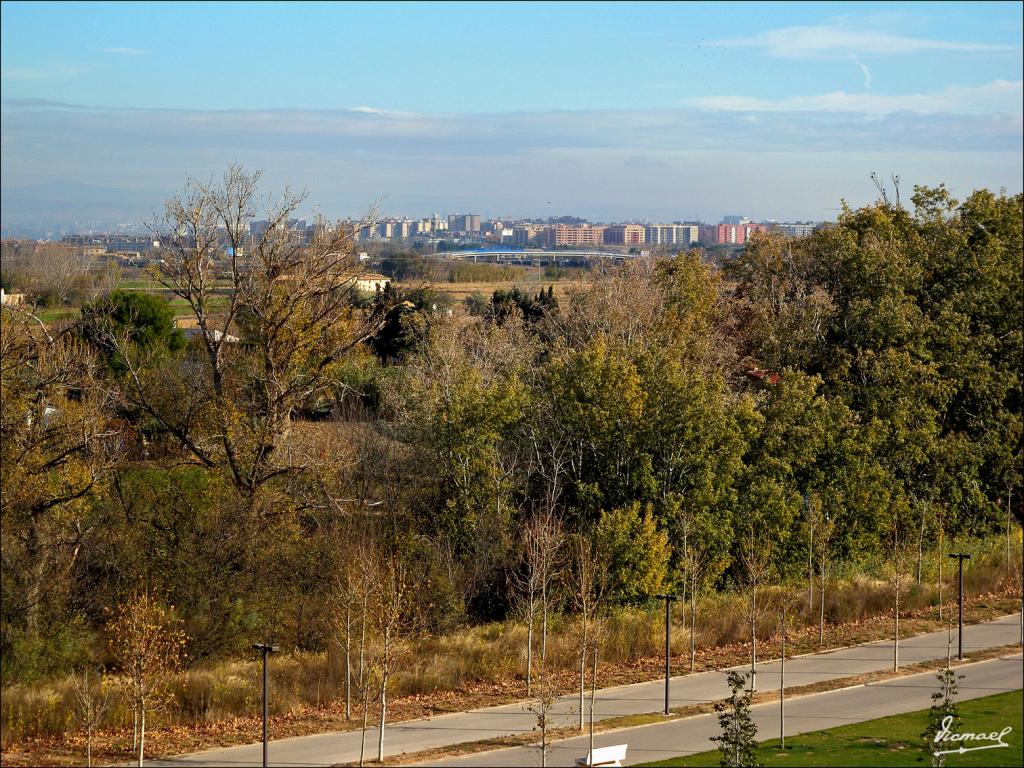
[
  {"left": 1, "top": 304, "right": 117, "bottom": 669},
  {"left": 107, "top": 590, "right": 187, "bottom": 767}
]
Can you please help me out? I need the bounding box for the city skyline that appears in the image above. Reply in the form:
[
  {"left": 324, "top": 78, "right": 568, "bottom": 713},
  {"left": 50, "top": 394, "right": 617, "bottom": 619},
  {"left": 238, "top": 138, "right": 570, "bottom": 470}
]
[{"left": 2, "top": 1, "right": 1021, "bottom": 229}]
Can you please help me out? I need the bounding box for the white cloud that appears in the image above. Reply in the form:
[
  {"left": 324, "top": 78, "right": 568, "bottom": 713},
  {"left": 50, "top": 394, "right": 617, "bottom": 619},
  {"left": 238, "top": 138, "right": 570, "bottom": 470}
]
[
  {"left": 713, "top": 24, "right": 1014, "bottom": 59},
  {"left": 349, "top": 105, "right": 418, "bottom": 118},
  {"left": 104, "top": 46, "right": 149, "bottom": 56},
  {"left": 851, "top": 56, "right": 872, "bottom": 90},
  {"left": 683, "top": 79, "right": 1024, "bottom": 117}
]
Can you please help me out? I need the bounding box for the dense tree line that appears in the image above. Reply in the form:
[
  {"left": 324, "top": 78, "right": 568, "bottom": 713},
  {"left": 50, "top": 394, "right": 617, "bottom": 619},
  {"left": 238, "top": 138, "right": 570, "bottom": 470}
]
[{"left": 1, "top": 170, "right": 1020, "bottom": 688}]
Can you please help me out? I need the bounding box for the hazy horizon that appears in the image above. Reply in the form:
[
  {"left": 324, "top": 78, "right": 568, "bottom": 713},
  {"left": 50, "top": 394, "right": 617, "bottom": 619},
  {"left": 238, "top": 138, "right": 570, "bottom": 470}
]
[{"left": 2, "top": 1, "right": 1021, "bottom": 232}]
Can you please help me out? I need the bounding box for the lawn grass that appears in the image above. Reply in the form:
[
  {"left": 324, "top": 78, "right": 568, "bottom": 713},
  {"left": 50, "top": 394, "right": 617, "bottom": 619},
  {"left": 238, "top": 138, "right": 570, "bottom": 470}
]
[
  {"left": 641, "top": 689, "right": 1022, "bottom": 767},
  {"left": 35, "top": 307, "right": 79, "bottom": 323}
]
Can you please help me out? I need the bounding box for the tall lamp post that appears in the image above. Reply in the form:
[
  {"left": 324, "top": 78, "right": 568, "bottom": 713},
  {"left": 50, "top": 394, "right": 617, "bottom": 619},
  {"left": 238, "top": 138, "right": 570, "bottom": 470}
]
[
  {"left": 253, "top": 642, "right": 279, "bottom": 768},
  {"left": 655, "top": 594, "right": 678, "bottom": 715},
  {"left": 948, "top": 554, "right": 971, "bottom": 660}
]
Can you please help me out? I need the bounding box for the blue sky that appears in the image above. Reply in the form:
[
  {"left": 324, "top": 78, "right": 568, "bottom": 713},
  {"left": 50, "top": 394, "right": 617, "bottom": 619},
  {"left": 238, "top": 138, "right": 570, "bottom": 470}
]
[{"left": 1, "top": 1, "right": 1021, "bottom": 228}]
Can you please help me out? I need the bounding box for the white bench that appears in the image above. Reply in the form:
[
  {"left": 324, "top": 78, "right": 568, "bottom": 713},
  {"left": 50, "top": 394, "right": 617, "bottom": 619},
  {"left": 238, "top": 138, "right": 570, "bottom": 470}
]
[{"left": 575, "top": 744, "right": 628, "bottom": 767}]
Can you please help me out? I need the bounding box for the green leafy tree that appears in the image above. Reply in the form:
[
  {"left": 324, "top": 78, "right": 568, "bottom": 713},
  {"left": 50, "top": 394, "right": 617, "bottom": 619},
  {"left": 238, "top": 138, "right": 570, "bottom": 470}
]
[
  {"left": 596, "top": 502, "right": 670, "bottom": 605},
  {"left": 486, "top": 285, "right": 557, "bottom": 326},
  {"left": 384, "top": 318, "right": 532, "bottom": 618},
  {"left": 541, "top": 338, "right": 650, "bottom": 515},
  {"left": 922, "top": 666, "right": 963, "bottom": 767},
  {"left": 81, "top": 289, "right": 184, "bottom": 373},
  {"left": 711, "top": 671, "right": 761, "bottom": 768}
]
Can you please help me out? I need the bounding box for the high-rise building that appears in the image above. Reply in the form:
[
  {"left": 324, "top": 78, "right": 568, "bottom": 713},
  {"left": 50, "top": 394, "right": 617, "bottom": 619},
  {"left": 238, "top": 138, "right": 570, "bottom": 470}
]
[
  {"left": 645, "top": 224, "right": 699, "bottom": 246},
  {"left": 447, "top": 214, "right": 481, "bottom": 233},
  {"left": 544, "top": 223, "right": 606, "bottom": 247},
  {"left": 714, "top": 222, "right": 767, "bottom": 245},
  {"left": 770, "top": 222, "right": 817, "bottom": 238},
  {"left": 250, "top": 220, "right": 270, "bottom": 239},
  {"left": 393, "top": 220, "right": 412, "bottom": 239},
  {"left": 512, "top": 225, "right": 545, "bottom": 246},
  {"left": 604, "top": 224, "right": 645, "bottom": 245},
  {"left": 722, "top": 215, "right": 749, "bottom": 225}
]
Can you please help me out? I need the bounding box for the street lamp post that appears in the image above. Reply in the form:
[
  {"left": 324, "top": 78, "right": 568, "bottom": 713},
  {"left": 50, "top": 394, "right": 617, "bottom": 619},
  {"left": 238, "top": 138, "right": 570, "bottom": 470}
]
[
  {"left": 948, "top": 554, "right": 971, "bottom": 660},
  {"left": 655, "top": 594, "right": 678, "bottom": 715},
  {"left": 253, "top": 642, "right": 279, "bottom": 768}
]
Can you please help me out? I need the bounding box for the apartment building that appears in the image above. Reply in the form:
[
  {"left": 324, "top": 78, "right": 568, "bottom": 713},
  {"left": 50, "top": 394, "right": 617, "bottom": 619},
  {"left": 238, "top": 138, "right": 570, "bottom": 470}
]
[
  {"left": 645, "top": 224, "right": 699, "bottom": 246},
  {"left": 714, "top": 222, "right": 768, "bottom": 245},
  {"left": 604, "top": 224, "right": 645, "bottom": 245},
  {"left": 769, "top": 222, "right": 817, "bottom": 237},
  {"left": 512, "top": 225, "right": 545, "bottom": 246},
  {"left": 542, "top": 223, "right": 607, "bottom": 247},
  {"left": 448, "top": 214, "right": 481, "bottom": 233}
]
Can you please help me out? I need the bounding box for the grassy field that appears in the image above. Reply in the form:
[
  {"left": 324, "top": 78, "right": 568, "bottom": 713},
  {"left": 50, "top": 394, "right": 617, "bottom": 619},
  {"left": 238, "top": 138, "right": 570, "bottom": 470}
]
[
  {"left": 409, "top": 278, "right": 584, "bottom": 304},
  {"left": 641, "top": 689, "right": 1023, "bottom": 767},
  {"left": 34, "top": 307, "right": 80, "bottom": 323}
]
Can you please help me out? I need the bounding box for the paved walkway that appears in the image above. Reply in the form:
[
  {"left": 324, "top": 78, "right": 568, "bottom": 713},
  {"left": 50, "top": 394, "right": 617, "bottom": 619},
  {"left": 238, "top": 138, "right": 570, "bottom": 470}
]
[
  {"left": 148, "top": 614, "right": 1022, "bottom": 766},
  {"left": 421, "top": 653, "right": 1024, "bottom": 766}
]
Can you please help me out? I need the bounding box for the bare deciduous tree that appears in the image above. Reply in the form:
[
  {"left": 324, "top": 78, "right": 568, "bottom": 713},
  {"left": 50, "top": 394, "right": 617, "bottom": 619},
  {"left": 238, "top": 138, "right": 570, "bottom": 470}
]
[
  {"left": 568, "top": 530, "right": 605, "bottom": 730},
  {"left": 887, "top": 504, "right": 914, "bottom": 671},
  {"left": 815, "top": 510, "right": 835, "bottom": 646},
  {"left": 330, "top": 537, "right": 375, "bottom": 723},
  {"left": 512, "top": 508, "right": 564, "bottom": 697},
  {"left": 369, "top": 550, "right": 416, "bottom": 763},
  {"left": 738, "top": 514, "right": 774, "bottom": 693},
  {"left": 108, "top": 166, "right": 383, "bottom": 500},
  {"left": 72, "top": 667, "right": 111, "bottom": 768},
  {"left": 526, "top": 661, "right": 559, "bottom": 768}
]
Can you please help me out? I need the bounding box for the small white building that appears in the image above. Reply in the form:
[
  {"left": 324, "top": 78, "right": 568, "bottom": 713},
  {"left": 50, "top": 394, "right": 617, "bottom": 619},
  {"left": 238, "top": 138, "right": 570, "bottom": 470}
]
[
  {"left": 356, "top": 274, "right": 391, "bottom": 293},
  {"left": 1, "top": 288, "right": 25, "bottom": 306}
]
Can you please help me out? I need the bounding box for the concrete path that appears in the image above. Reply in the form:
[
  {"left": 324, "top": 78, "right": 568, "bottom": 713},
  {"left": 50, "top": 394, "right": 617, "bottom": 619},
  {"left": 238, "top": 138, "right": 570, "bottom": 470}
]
[
  {"left": 148, "top": 614, "right": 1022, "bottom": 767},
  {"left": 421, "top": 653, "right": 1024, "bottom": 766}
]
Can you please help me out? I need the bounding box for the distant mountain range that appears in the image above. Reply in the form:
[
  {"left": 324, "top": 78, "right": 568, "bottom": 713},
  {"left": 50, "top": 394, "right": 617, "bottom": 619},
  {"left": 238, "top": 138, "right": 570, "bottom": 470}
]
[{"left": 1, "top": 181, "right": 169, "bottom": 237}]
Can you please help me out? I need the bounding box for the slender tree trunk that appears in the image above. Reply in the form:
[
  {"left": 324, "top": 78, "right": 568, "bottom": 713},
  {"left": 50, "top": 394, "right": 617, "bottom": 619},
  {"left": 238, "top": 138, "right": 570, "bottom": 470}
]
[
  {"left": 807, "top": 524, "right": 814, "bottom": 615},
  {"left": 578, "top": 631, "right": 586, "bottom": 731},
  {"left": 893, "top": 575, "right": 900, "bottom": 672},
  {"left": 690, "top": 568, "right": 696, "bottom": 672},
  {"left": 540, "top": 709, "right": 547, "bottom": 768},
  {"left": 589, "top": 642, "right": 597, "bottom": 765},
  {"left": 359, "top": 683, "right": 369, "bottom": 768},
  {"left": 541, "top": 583, "right": 549, "bottom": 666},
  {"left": 377, "top": 678, "right": 387, "bottom": 762},
  {"left": 132, "top": 707, "right": 138, "bottom": 751},
  {"left": 345, "top": 605, "right": 352, "bottom": 720},
  {"left": 780, "top": 611, "right": 786, "bottom": 750},
  {"left": 359, "top": 598, "right": 366, "bottom": 689},
  {"left": 87, "top": 723, "right": 92, "bottom": 768},
  {"left": 137, "top": 704, "right": 145, "bottom": 768},
  {"left": 818, "top": 554, "right": 826, "bottom": 646},
  {"left": 750, "top": 584, "right": 757, "bottom": 692},
  {"left": 1008, "top": 490, "right": 1013, "bottom": 583},
  {"left": 938, "top": 526, "right": 944, "bottom": 621},
  {"left": 526, "top": 595, "right": 534, "bottom": 697},
  {"left": 917, "top": 504, "right": 927, "bottom": 585}
]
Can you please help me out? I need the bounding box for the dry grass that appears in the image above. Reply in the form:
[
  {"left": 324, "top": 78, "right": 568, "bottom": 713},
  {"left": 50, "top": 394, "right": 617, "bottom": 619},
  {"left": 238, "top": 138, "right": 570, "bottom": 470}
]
[
  {"left": 2, "top": 537, "right": 1020, "bottom": 764},
  {"left": 405, "top": 279, "right": 583, "bottom": 304}
]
